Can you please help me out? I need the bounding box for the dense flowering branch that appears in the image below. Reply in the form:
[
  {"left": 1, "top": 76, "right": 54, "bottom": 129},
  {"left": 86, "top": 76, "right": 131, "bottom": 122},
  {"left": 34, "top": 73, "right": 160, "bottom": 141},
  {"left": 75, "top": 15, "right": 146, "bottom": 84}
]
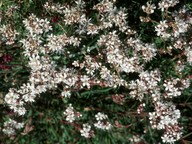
[{"left": 0, "top": 0, "right": 191, "bottom": 143}]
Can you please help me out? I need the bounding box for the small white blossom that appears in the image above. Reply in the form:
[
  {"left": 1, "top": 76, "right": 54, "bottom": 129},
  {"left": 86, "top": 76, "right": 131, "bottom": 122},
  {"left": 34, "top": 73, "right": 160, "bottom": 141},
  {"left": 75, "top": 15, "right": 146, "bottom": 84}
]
[
  {"left": 63, "top": 104, "right": 75, "bottom": 123},
  {"left": 61, "top": 90, "right": 71, "bottom": 98},
  {"left": 95, "top": 112, "right": 108, "bottom": 121},
  {"left": 142, "top": 2, "right": 156, "bottom": 14},
  {"left": 80, "top": 75, "right": 90, "bottom": 88},
  {"left": 155, "top": 20, "right": 170, "bottom": 38},
  {"left": 80, "top": 124, "right": 94, "bottom": 138}
]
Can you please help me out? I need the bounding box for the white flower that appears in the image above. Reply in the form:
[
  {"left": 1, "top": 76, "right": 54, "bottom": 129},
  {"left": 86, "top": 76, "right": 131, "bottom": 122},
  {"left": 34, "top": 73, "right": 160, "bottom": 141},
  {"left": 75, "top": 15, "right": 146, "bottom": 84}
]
[
  {"left": 80, "top": 75, "right": 90, "bottom": 88},
  {"left": 185, "top": 47, "right": 192, "bottom": 65},
  {"left": 2, "top": 118, "right": 24, "bottom": 135},
  {"left": 158, "top": 0, "right": 179, "bottom": 11},
  {"left": 4, "top": 90, "right": 19, "bottom": 105},
  {"left": 142, "top": 2, "right": 156, "bottom": 14},
  {"left": 23, "top": 14, "right": 52, "bottom": 36},
  {"left": 16, "top": 107, "right": 26, "bottom": 116},
  {"left": 87, "top": 23, "right": 99, "bottom": 35},
  {"left": 95, "top": 112, "right": 108, "bottom": 121},
  {"left": 94, "top": 121, "right": 112, "bottom": 130},
  {"left": 29, "top": 55, "right": 42, "bottom": 72},
  {"left": 155, "top": 20, "right": 170, "bottom": 38},
  {"left": 0, "top": 24, "right": 19, "bottom": 45},
  {"left": 63, "top": 104, "right": 75, "bottom": 123},
  {"left": 94, "top": 112, "right": 112, "bottom": 130},
  {"left": 80, "top": 124, "right": 92, "bottom": 138},
  {"left": 61, "top": 90, "right": 71, "bottom": 98}
]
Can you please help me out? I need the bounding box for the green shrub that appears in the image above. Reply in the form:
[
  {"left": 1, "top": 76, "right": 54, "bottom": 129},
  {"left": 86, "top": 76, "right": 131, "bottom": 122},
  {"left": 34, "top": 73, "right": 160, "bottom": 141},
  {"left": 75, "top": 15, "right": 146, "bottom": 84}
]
[{"left": 0, "top": 0, "right": 192, "bottom": 143}]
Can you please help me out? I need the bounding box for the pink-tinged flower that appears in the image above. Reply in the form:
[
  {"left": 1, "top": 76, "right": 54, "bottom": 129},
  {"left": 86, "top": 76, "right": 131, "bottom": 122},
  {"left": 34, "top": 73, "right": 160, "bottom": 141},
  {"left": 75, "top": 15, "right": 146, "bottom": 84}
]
[
  {"left": 51, "top": 15, "right": 61, "bottom": 23},
  {"left": 2, "top": 54, "right": 12, "bottom": 63},
  {"left": 0, "top": 54, "right": 12, "bottom": 70},
  {"left": 0, "top": 62, "right": 10, "bottom": 70}
]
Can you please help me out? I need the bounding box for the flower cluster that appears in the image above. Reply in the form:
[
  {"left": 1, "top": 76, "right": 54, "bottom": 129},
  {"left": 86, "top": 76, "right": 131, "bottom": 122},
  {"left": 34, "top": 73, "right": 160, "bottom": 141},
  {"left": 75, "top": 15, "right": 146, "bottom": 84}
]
[
  {"left": 129, "top": 70, "right": 161, "bottom": 101},
  {"left": 158, "top": 0, "right": 179, "bottom": 12},
  {"left": 63, "top": 104, "right": 82, "bottom": 123},
  {"left": 111, "top": 94, "right": 125, "bottom": 105},
  {"left": 23, "top": 14, "right": 52, "bottom": 36},
  {"left": 185, "top": 47, "right": 192, "bottom": 65},
  {"left": 163, "top": 78, "right": 190, "bottom": 98},
  {"left": 94, "top": 112, "right": 112, "bottom": 130},
  {"left": 4, "top": 88, "right": 26, "bottom": 116},
  {"left": 80, "top": 124, "right": 94, "bottom": 138},
  {"left": 149, "top": 102, "right": 182, "bottom": 143},
  {"left": 0, "top": 24, "right": 19, "bottom": 45},
  {"left": 98, "top": 31, "right": 142, "bottom": 73},
  {"left": 142, "top": 2, "right": 156, "bottom": 14},
  {"left": 2, "top": 118, "right": 24, "bottom": 136},
  {"left": 5, "top": 5, "right": 19, "bottom": 17}
]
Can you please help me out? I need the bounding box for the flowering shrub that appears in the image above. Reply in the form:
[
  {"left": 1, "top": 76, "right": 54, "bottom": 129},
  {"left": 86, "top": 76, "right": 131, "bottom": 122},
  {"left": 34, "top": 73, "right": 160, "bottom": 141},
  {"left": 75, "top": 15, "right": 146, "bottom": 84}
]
[{"left": 0, "top": 0, "right": 192, "bottom": 143}]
